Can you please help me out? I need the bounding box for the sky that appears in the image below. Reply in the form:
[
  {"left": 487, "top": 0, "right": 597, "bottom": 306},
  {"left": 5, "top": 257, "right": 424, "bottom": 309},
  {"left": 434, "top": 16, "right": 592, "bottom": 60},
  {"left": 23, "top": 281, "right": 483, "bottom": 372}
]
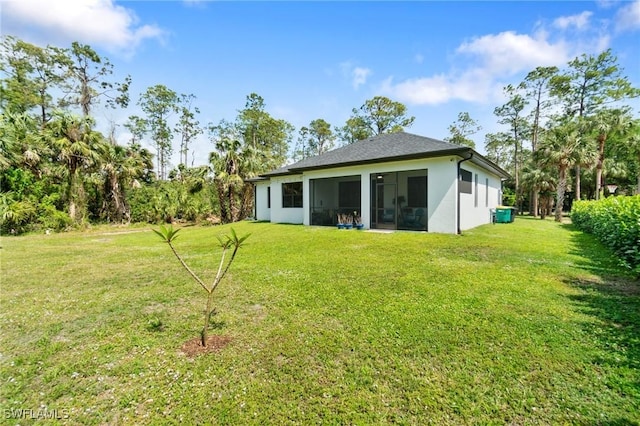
[{"left": 2, "top": 0, "right": 640, "bottom": 168}]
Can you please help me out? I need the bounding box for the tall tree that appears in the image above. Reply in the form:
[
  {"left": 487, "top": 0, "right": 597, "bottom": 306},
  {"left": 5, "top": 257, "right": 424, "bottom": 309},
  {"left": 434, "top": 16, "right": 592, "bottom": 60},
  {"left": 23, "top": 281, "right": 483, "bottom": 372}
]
[
  {"left": 536, "top": 120, "right": 596, "bottom": 222},
  {"left": 208, "top": 120, "right": 243, "bottom": 223},
  {"left": 175, "top": 93, "right": 202, "bottom": 168},
  {"left": 590, "top": 107, "right": 634, "bottom": 199},
  {"left": 550, "top": 49, "right": 639, "bottom": 200},
  {"left": 138, "top": 84, "right": 179, "bottom": 180},
  {"left": 61, "top": 42, "right": 130, "bottom": 117},
  {"left": 444, "top": 112, "right": 481, "bottom": 148},
  {"left": 99, "top": 124, "right": 154, "bottom": 223},
  {"left": 336, "top": 115, "right": 371, "bottom": 145},
  {"left": 45, "top": 112, "right": 105, "bottom": 222},
  {"left": 484, "top": 132, "right": 514, "bottom": 172},
  {"left": 494, "top": 85, "right": 529, "bottom": 212},
  {"left": 236, "top": 93, "right": 294, "bottom": 173},
  {"left": 124, "top": 115, "right": 148, "bottom": 146},
  {"left": 339, "top": 96, "right": 414, "bottom": 144},
  {"left": 296, "top": 118, "right": 335, "bottom": 160},
  {"left": 522, "top": 66, "right": 558, "bottom": 151},
  {"left": 0, "top": 36, "right": 68, "bottom": 127},
  {"left": 520, "top": 66, "right": 558, "bottom": 216}
]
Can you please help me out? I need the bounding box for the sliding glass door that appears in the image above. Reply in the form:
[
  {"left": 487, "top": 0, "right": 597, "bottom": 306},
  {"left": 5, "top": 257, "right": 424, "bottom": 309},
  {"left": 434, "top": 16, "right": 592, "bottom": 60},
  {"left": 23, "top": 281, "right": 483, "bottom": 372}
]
[{"left": 371, "top": 169, "right": 427, "bottom": 231}]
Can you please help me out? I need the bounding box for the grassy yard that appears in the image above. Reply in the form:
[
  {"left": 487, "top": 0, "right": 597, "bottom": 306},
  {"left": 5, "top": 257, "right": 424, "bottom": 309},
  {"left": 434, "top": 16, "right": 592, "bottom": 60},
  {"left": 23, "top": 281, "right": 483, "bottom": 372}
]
[{"left": 1, "top": 218, "right": 638, "bottom": 425}]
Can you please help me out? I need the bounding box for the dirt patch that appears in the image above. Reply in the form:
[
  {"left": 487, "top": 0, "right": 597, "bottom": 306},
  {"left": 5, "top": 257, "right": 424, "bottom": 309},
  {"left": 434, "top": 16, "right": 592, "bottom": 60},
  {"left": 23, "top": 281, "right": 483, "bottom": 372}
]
[{"left": 180, "top": 335, "right": 233, "bottom": 357}]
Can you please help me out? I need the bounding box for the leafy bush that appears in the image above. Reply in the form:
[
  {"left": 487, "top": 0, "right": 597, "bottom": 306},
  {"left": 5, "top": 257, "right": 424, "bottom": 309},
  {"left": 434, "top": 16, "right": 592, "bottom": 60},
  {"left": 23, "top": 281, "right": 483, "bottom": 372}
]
[
  {"left": 38, "top": 204, "right": 73, "bottom": 231},
  {"left": 502, "top": 187, "right": 516, "bottom": 206},
  {"left": 0, "top": 194, "right": 37, "bottom": 234},
  {"left": 572, "top": 195, "right": 640, "bottom": 275}
]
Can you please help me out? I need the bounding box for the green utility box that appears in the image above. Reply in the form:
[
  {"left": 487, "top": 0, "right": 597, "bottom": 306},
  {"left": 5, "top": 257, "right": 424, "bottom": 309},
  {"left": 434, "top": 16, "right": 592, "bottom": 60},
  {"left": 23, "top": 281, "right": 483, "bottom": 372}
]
[{"left": 495, "top": 207, "right": 516, "bottom": 223}]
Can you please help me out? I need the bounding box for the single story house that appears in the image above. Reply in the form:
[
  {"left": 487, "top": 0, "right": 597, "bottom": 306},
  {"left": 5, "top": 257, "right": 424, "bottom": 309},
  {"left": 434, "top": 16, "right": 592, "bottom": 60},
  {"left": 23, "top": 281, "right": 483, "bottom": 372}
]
[{"left": 250, "top": 132, "right": 510, "bottom": 234}]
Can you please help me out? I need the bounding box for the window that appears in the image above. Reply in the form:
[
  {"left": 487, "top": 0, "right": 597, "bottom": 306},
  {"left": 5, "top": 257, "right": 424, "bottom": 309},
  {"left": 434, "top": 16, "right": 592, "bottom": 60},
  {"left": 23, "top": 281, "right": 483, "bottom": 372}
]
[
  {"left": 407, "top": 176, "right": 427, "bottom": 207},
  {"left": 474, "top": 174, "right": 478, "bottom": 207},
  {"left": 282, "top": 182, "right": 303, "bottom": 208},
  {"left": 459, "top": 169, "right": 472, "bottom": 194},
  {"left": 485, "top": 178, "right": 489, "bottom": 207},
  {"left": 267, "top": 186, "right": 271, "bottom": 209},
  {"left": 339, "top": 181, "right": 360, "bottom": 209}
]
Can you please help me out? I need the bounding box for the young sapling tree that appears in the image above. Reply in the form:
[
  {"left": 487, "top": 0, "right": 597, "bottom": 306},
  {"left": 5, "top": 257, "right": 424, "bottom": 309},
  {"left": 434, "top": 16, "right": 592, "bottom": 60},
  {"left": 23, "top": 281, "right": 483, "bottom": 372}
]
[{"left": 153, "top": 225, "right": 250, "bottom": 346}]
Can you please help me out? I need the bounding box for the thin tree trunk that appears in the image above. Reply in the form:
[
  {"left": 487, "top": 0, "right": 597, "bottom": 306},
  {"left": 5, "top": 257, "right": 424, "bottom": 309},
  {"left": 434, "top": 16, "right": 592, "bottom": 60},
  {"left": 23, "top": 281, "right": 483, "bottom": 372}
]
[
  {"left": 555, "top": 167, "right": 567, "bottom": 222},
  {"left": 202, "top": 290, "right": 213, "bottom": 346},
  {"left": 595, "top": 134, "right": 606, "bottom": 200},
  {"left": 574, "top": 165, "right": 581, "bottom": 200},
  {"left": 216, "top": 180, "right": 229, "bottom": 223}
]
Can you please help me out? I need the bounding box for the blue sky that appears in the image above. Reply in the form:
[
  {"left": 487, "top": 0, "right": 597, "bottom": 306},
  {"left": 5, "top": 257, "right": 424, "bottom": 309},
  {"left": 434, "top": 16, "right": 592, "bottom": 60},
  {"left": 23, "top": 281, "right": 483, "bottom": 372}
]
[{"left": 3, "top": 0, "right": 640, "bottom": 167}]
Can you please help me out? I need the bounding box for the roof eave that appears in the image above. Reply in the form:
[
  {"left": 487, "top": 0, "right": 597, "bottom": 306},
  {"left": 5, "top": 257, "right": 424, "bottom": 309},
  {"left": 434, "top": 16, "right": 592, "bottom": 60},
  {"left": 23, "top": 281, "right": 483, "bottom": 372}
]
[{"left": 288, "top": 147, "right": 470, "bottom": 173}]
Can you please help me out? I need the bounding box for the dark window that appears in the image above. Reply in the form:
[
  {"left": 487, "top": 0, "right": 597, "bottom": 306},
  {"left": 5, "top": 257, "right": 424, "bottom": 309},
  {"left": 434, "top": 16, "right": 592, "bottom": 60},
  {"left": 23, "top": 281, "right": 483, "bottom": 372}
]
[
  {"left": 339, "top": 181, "right": 360, "bottom": 209},
  {"left": 474, "top": 174, "right": 478, "bottom": 207},
  {"left": 267, "top": 186, "right": 271, "bottom": 209},
  {"left": 407, "top": 176, "right": 427, "bottom": 207},
  {"left": 485, "top": 178, "right": 489, "bottom": 207},
  {"left": 282, "top": 182, "right": 303, "bottom": 208},
  {"left": 459, "top": 169, "right": 472, "bottom": 194}
]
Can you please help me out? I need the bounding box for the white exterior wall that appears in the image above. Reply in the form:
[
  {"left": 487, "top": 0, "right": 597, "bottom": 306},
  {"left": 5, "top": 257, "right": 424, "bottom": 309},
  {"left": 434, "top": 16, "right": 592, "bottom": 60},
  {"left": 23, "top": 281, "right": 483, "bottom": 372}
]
[
  {"left": 425, "top": 157, "right": 459, "bottom": 233},
  {"left": 259, "top": 156, "right": 503, "bottom": 234},
  {"left": 301, "top": 156, "right": 460, "bottom": 233},
  {"left": 269, "top": 174, "right": 304, "bottom": 224},
  {"left": 254, "top": 181, "right": 271, "bottom": 221},
  {"left": 458, "top": 163, "right": 503, "bottom": 231}
]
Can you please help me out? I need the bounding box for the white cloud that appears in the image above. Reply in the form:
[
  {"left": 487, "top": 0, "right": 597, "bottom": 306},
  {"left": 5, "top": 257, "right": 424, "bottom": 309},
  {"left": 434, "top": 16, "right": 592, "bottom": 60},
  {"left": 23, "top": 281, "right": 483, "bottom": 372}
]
[
  {"left": 456, "top": 31, "right": 570, "bottom": 75},
  {"left": 381, "top": 30, "right": 573, "bottom": 106},
  {"left": 380, "top": 69, "right": 503, "bottom": 106},
  {"left": 352, "top": 67, "right": 371, "bottom": 89},
  {"left": 339, "top": 61, "right": 371, "bottom": 89},
  {"left": 553, "top": 11, "right": 593, "bottom": 31},
  {"left": 615, "top": 0, "right": 640, "bottom": 32},
  {"left": 2, "top": 0, "right": 165, "bottom": 55}
]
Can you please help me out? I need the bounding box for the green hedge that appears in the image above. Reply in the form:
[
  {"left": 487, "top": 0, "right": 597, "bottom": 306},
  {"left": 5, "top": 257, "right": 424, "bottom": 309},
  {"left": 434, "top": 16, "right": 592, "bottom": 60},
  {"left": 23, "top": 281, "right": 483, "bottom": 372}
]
[{"left": 571, "top": 195, "right": 640, "bottom": 275}]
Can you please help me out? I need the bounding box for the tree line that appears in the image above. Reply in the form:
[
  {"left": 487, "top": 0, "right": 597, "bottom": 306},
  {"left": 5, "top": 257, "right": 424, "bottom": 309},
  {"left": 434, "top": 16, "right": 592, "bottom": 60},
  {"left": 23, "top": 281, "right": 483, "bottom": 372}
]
[
  {"left": 0, "top": 36, "right": 416, "bottom": 233},
  {"left": 1, "top": 35, "right": 638, "bottom": 234},
  {"left": 448, "top": 50, "right": 640, "bottom": 221}
]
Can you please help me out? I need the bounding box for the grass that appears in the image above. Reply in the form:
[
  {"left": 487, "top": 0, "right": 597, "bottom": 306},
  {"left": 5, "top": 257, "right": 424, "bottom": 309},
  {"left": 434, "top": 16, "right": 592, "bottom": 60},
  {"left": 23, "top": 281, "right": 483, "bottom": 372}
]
[{"left": 1, "top": 218, "right": 638, "bottom": 425}]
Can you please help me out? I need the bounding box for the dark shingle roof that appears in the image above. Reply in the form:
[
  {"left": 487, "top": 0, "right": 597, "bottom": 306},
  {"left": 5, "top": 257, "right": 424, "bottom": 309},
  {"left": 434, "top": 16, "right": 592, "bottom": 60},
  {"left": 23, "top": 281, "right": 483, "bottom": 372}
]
[{"left": 262, "top": 132, "right": 509, "bottom": 179}]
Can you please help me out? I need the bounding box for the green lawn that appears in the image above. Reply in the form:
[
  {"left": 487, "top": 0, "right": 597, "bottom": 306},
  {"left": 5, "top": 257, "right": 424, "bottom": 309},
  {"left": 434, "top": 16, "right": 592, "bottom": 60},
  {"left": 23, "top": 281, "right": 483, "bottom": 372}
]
[{"left": 1, "top": 218, "right": 638, "bottom": 425}]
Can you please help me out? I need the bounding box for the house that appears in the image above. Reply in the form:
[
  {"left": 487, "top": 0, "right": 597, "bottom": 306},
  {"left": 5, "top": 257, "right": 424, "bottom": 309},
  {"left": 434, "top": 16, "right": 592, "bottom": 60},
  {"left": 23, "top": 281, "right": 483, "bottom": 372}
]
[{"left": 250, "top": 132, "right": 510, "bottom": 234}]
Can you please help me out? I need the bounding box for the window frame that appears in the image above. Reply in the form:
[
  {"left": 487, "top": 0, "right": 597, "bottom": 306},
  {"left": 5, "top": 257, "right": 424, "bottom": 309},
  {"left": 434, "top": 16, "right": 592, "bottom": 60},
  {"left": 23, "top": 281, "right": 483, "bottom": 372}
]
[
  {"left": 459, "top": 169, "right": 472, "bottom": 194},
  {"left": 282, "top": 182, "right": 303, "bottom": 208}
]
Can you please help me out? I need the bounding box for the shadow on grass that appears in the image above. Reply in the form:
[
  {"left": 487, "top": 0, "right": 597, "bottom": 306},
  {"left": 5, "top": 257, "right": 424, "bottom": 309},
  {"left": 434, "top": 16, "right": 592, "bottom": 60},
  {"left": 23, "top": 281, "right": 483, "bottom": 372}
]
[{"left": 562, "top": 223, "right": 640, "bottom": 410}]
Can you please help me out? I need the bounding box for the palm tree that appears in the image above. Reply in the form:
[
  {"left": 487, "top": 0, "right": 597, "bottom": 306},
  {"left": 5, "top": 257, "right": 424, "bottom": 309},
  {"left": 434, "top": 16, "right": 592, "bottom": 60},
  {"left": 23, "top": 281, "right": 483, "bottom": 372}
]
[
  {"left": 100, "top": 142, "right": 153, "bottom": 223},
  {"left": 0, "top": 112, "right": 48, "bottom": 174},
  {"left": 628, "top": 132, "right": 640, "bottom": 194},
  {"left": 209, "top": 135, "right": 243, "bottom": 224},
  {"left": 45, "top": 112, "right": 105, "bottom": 222},
  {"left": 590, "top": 108, "right": 634, "bottom": 199},
  {"left": 520, "top": 165, "right": 556, "bottom": 218},
  {"left": 536, "top": 121, "right": 595, "bottom": 222}
]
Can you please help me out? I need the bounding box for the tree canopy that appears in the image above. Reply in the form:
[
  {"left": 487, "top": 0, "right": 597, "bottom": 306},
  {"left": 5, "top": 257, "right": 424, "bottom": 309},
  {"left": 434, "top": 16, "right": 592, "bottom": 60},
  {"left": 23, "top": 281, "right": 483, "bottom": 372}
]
[{"left": 1, "top": 35, "right": 638, "bottom": 232}]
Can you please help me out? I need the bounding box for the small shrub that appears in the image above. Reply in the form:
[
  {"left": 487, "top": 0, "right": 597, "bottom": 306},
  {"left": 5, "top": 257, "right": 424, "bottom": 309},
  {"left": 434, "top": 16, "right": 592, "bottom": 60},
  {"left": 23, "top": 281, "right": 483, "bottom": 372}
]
[
  {"left": 38, "top": 205, "right": 73, "bottom": 232},
  {"left": 146, "top": 316, "right": 165, "bottom": 332}
]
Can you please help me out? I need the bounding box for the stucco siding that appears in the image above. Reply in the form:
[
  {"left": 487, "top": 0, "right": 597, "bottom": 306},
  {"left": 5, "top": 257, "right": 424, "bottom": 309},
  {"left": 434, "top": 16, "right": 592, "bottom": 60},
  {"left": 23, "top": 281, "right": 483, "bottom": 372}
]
[
  {"left": 258, "top": 155, "right": 504, "bottom": 234},
  {"left": 269, "top": 175, "right": 304, "bottom": 224},
  {"left": 254, "top": 181, "right": 270, "bottom": 221},
  {"left": 459, "top": 162, "right": 503, "bottom": 231}
]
